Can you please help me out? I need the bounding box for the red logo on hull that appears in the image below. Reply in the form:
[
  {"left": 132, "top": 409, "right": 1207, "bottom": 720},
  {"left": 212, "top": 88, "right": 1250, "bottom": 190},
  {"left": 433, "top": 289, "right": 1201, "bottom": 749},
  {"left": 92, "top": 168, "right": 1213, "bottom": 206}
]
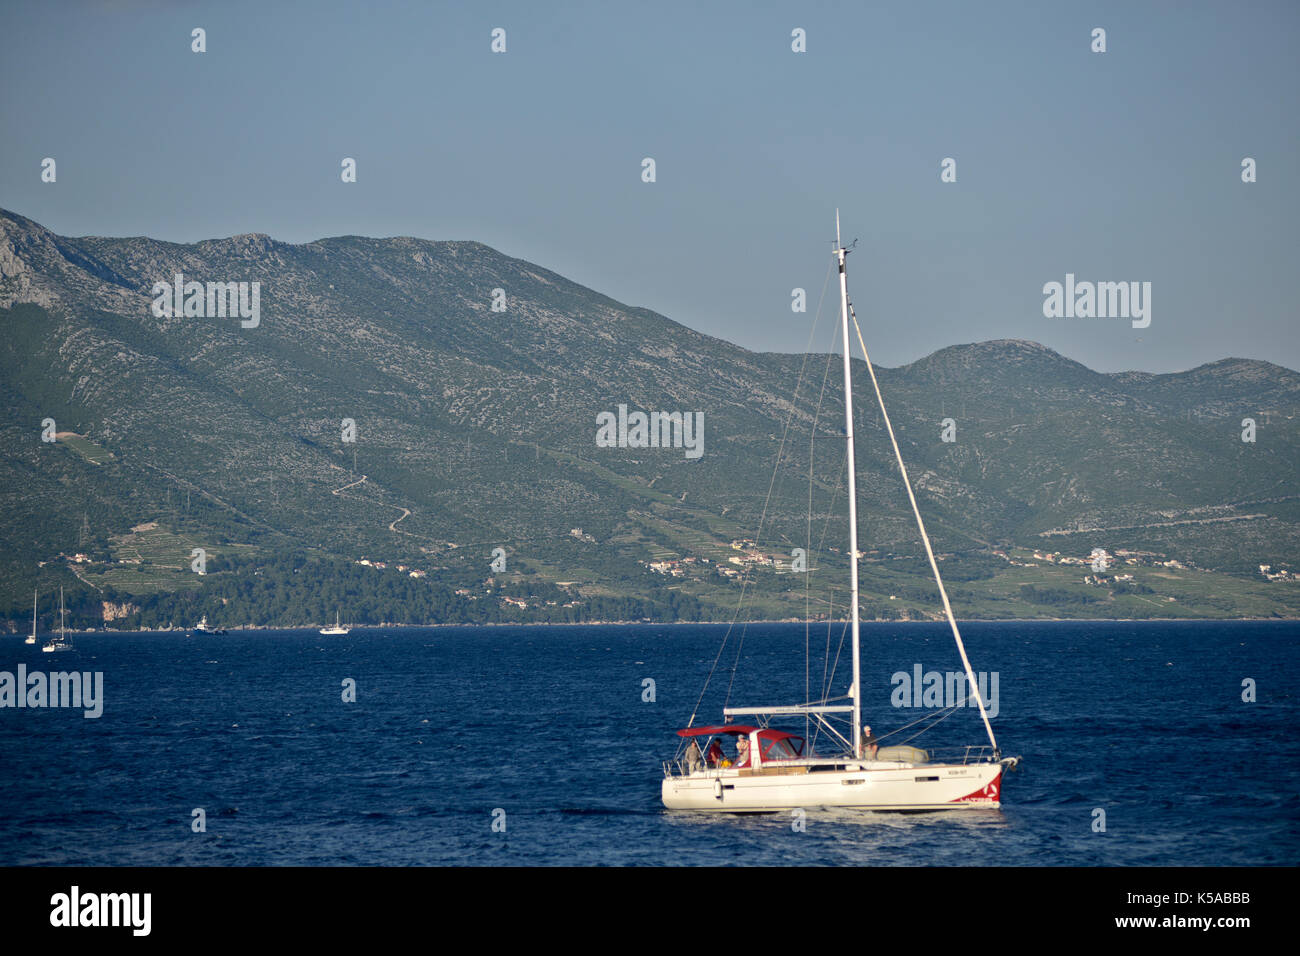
[{"left": 952, "top": 771, "right": 1002, "bottom": 804}]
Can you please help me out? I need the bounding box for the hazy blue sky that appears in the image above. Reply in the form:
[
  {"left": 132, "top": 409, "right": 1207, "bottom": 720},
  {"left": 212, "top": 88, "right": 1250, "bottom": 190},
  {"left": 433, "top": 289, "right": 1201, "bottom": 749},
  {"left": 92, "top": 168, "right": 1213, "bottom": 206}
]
[{"left": 2, "top": 0, "right": 1296, "bottom": 372}]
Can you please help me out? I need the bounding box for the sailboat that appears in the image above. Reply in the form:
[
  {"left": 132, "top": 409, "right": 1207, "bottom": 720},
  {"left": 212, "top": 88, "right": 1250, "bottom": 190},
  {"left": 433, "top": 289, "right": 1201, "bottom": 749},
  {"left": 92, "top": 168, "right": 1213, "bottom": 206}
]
[
  {"left": 25, "top": 590, "right": 38, "bottom": 644},
  {"left": 661, "top": 214, "right": 1019, "bottom": 812},
  {"left": 320, "top": 611, "right": 350, "bottom": 636},
  {"left": 42, "top": 588, "right": 74, "bottom": 653}
]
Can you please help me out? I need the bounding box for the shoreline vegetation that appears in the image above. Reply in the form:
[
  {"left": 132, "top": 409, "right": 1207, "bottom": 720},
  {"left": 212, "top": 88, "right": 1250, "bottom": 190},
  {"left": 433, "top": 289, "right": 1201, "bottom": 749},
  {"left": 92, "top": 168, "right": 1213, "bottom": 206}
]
[
  {"left": 8, "top": 615, "right": 1298, "bottom": 635},
  {"left": 9, "top": 541, "right": 1298, "bottom": 634}
]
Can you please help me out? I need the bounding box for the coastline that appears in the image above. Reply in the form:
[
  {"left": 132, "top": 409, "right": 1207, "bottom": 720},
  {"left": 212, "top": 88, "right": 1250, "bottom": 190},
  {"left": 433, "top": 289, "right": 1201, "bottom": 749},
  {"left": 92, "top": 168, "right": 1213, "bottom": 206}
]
[{"left": 11, "top": 615, "right": 1299, "bottom": 635}]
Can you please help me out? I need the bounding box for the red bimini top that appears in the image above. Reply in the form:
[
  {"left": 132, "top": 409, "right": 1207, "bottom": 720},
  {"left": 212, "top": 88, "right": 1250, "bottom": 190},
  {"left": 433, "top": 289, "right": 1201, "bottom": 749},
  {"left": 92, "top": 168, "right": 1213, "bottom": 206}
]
[{"left": 675, "top": 725, "right": 758, "bottom": 738}]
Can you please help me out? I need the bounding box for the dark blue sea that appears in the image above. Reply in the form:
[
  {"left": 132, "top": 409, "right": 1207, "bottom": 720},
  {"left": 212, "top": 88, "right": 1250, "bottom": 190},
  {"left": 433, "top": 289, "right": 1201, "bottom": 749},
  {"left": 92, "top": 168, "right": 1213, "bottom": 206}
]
[{"left": 1, "top": 620, "right": 1295, "bottom": 866}]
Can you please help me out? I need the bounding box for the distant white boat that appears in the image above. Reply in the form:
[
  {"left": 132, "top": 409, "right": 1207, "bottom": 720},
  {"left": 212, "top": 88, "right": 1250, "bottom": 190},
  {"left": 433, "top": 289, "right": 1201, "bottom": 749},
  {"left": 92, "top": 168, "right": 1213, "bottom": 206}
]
[
  {"left": 194, "top": 615, "right": 227, "bottom": 635},
  {"left": 320, "top": 611, "right": 350, "bottom": 636},
  {"left": 25, "top": 589, "right": 37, "bottom": 644},
  {"left": 42, "top": 588, "right": 74, "bottom": 653}
]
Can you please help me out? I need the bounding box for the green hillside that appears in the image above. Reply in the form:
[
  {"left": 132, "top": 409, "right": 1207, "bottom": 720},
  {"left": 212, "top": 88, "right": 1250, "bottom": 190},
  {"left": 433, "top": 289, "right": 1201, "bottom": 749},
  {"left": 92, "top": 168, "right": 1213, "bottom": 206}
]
[{"left": 1, "top": 208, "right": 1297, "bottom": 630}]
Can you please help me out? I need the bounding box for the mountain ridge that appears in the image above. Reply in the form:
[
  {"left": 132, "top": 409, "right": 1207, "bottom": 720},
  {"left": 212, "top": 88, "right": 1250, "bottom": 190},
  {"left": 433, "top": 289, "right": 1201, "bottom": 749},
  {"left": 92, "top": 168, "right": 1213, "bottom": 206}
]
[{"left": 6, "top": 207, "right": 1296, "bottom": 382}]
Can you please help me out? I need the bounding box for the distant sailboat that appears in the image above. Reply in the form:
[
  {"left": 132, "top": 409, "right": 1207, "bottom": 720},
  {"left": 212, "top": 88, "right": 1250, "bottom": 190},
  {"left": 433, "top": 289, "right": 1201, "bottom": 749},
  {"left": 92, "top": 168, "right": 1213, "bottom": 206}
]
[
  {"left": 25, "top": 589, "right": 37, "bottom": 644},
  {"left": 320, "top": 611, "right": 350, "bottom": 636},
  {"left": 42, "top": 588, "right": 74, "bottom": 653}
]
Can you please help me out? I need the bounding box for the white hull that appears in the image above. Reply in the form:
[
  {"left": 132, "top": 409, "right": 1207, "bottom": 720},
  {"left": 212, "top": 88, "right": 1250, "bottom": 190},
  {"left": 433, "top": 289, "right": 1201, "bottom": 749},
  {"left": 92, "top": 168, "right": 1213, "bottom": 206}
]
[
  {"left": 320, "top": 627, "right": 350, "bottom": 635},
  {"left": 662, "top": 761, "right": 1003, "bottom": 812}
]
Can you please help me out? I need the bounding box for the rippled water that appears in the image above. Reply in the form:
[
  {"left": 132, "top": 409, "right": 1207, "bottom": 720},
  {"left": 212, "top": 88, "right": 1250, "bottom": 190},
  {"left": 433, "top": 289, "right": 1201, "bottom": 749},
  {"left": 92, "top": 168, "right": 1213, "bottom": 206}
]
[{"left": 0, "top": 620, "right": 1295, "bottom": 865}]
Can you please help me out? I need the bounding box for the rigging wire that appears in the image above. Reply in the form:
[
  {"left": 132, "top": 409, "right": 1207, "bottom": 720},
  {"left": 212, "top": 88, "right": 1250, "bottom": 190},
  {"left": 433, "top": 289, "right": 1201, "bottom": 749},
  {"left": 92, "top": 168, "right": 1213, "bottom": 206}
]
[
  {"left": 684, "top": 256, "right": 834, "bottom": 732},
  {"left": 806, "top": 314, "right": 845, "bottom": 740},
  {"left": 721, "top": 258, "right": 836, "bottom": 713}
]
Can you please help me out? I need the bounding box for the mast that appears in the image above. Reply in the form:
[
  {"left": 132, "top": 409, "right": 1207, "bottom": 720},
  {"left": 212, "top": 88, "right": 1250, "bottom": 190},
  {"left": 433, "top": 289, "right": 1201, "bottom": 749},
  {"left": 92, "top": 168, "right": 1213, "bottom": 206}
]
[
  {"left": 31, "top": 589, "right": 37, "bottom": 639},
  {"left": 60, "top": 587, "right": 65, "bottom": 640},
  {"left": 834, "top": 211, "right": 863, "bottom": 760}
]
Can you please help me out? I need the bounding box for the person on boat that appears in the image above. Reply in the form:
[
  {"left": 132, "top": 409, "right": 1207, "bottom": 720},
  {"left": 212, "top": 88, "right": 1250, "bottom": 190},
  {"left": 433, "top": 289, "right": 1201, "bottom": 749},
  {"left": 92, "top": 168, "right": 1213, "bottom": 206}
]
[
  {"left": 734, "top": 735, "right": 751, "bottom": 768},
  {"left": 704, "top": 738, "right": 724, "bottom": 767},
  {"left": 683, "top": 739, "right": 703, "bottom": 773},
  {"left": 861, "top": 725, "right": 879, "bottom": 759}
]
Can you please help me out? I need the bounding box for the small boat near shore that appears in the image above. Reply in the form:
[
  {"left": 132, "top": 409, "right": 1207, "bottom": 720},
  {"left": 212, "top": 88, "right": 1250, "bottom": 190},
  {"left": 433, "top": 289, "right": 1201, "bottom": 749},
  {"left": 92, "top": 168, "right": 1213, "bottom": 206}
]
[
  {"left": 25, "top": 589, "right": 38, "bottom": 644},
  {"left": 320, "top": 611, "right": 350, "bottom": 636},
  {"left": 42, "top": 588, "right": 74, "bottom": 653}
]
